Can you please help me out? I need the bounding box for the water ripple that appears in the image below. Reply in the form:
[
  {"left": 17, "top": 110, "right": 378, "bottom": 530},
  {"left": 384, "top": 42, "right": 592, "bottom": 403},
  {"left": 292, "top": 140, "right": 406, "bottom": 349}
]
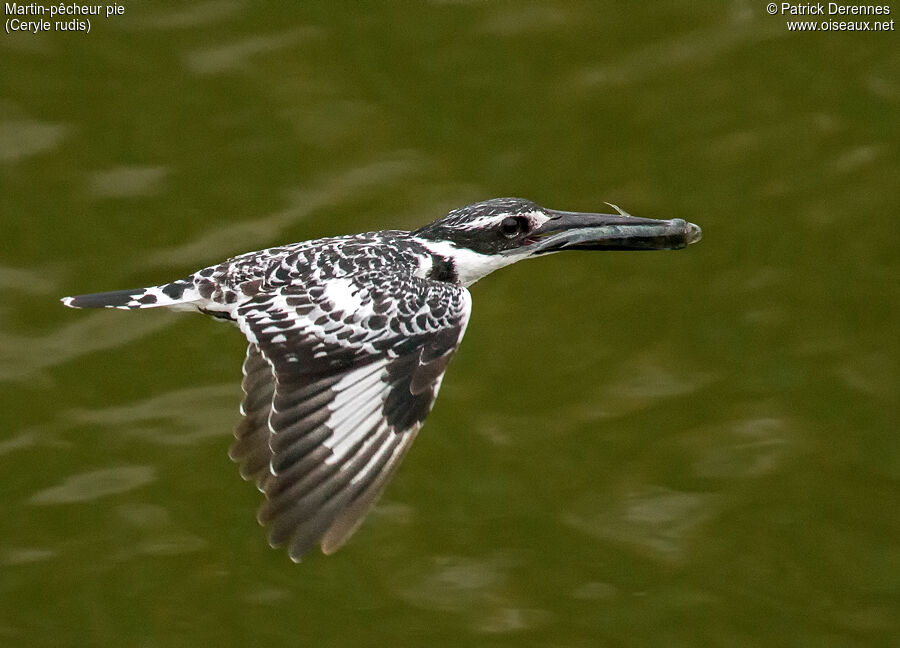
[
  {"left": 110, "top": 504, "right": 208, "bottom": 560},
  {"left": 580, "top": 351, "right": 716, "bottom": 420},
  {"left": 185, "top": 27, "right": 321, "bottom": 75},
  {"left": 0, "top": 266, "right": 56, "bottom": 295},
  {"left": 68, "top": 383, "right": 238, "bottom": 446},
  {"left": 478, "top": 4, "right": 568, "bottom": 35},
  {"left": 143, "top": 151, "right": 432, "bottom": 268},
  {"left": 87, "top": 165, "right": 169, "bottom": 199},
  {"left": 29, "top": 465, "right": 156, "bottom": 505},
  {"left": 0, "top": 547, "right": 56, "bottom": 565},
  {"left": 0, "top": 310, "right": 176, "bottom": 382},
  {"left": 0, "top": 432, "right": 39, "bottom": 457},
  {"left": 122, "top": 0, "right": 243, "bottom": 30},
  {"left": 0, "top": 118, "right": 67, "bottom": 164},
  {"left": 393, "top": 553, "right": 553, "bottom": 633},
  {"left": 569, "top": 8, "right": 778, "bottom": 89},
  {"left": 688, "top": 416, "right": 796, "bottom": 480},
  {"left": 563, "top": 485, "right": 719, "bottom": 563}
]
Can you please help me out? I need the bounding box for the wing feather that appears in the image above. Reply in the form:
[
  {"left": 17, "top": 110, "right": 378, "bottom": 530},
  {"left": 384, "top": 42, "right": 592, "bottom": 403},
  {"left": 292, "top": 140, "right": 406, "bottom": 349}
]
[
  {"left": 229, "top": 344, "right": 274, "bottom": 487},
  {"left": 231, "top": 272, "right": 471, "bottom": 559},
  {"left": 321, "top": 429, "right": 418, "bottom": 554}
]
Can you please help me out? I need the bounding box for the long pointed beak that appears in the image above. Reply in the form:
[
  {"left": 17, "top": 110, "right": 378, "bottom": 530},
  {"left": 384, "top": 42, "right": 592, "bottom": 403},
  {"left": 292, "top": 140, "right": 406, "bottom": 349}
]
[{"left": 526, "top": 206, "right": 702, "bottom": 255}]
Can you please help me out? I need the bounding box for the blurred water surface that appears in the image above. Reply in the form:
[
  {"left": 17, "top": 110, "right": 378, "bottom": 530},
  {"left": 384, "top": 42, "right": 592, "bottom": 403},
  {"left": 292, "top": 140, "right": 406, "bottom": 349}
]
[{"left": 2, "top": 2, "right": 898, "bottom": 647}]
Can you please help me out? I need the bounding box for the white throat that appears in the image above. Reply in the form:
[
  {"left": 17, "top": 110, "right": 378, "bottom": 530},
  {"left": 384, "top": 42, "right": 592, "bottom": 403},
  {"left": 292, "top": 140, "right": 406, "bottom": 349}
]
[{"left": 415, "top": 239, "right": 527, "bottom": 287}]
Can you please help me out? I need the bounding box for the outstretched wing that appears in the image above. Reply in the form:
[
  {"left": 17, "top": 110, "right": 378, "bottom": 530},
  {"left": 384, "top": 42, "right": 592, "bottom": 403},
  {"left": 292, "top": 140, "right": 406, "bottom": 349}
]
[{"left": 228, "top": 272, "right": 471, "bottom": 560}]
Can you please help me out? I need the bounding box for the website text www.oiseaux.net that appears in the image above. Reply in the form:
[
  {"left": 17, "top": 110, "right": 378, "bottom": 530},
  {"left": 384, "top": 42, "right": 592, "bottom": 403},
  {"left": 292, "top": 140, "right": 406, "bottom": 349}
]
[{"left": 768, "top": 3, "right": 895, "bottom": 31}]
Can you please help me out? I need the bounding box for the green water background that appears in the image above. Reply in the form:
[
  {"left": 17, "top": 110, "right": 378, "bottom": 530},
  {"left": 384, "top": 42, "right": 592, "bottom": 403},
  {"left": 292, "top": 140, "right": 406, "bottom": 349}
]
[{"left": 2, "top": 2, "right": 898, "bottom": 646}]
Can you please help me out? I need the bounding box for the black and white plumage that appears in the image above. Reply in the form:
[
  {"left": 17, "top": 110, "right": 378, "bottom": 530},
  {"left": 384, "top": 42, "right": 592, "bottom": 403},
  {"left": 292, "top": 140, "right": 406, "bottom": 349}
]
[{"left": 62, "top": 197, "right": 701, "bottom": 561}]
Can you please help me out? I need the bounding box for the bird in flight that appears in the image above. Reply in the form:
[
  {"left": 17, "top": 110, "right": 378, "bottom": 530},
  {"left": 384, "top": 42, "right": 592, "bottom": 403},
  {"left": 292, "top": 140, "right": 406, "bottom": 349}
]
[{"left": 62, "top": 197, "right": 701, "bottom": 561}]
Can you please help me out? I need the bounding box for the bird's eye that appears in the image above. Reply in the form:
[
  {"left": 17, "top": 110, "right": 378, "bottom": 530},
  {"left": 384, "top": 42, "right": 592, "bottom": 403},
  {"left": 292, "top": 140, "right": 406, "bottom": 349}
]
[{"left": 499, "top": 216, "right": 524, "bottom": 238}]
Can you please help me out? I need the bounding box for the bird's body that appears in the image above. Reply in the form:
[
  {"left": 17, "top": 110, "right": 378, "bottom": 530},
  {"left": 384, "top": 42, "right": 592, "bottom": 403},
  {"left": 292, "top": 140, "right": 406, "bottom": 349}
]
[{"left": 62, "top": 197, "right": 701, "bottom": 561}]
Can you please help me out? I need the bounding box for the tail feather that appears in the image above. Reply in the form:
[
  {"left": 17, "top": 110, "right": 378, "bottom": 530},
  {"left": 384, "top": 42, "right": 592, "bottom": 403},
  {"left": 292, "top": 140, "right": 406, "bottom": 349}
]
[{"left": 62, "top": 280, "right": 199, "bottom": 310}]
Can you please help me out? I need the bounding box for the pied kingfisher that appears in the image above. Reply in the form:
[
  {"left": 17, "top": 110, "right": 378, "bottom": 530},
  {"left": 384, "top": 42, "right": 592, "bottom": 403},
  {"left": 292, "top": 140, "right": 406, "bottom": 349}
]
[{"left": 62, "top": 197, "right": 702, "bottom": 561}]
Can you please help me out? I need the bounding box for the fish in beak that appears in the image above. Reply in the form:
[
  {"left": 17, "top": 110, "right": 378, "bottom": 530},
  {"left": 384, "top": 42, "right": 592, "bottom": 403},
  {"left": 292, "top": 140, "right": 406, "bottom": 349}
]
[{"left": 527, "top": 205, "right": 702, "bottom": 254}]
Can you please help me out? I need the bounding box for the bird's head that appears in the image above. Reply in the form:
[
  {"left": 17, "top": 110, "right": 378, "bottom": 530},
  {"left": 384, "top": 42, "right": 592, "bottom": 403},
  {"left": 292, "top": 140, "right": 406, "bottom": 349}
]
[{"left": 413, "top": 197, "right": 702, "bottom": 286}]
